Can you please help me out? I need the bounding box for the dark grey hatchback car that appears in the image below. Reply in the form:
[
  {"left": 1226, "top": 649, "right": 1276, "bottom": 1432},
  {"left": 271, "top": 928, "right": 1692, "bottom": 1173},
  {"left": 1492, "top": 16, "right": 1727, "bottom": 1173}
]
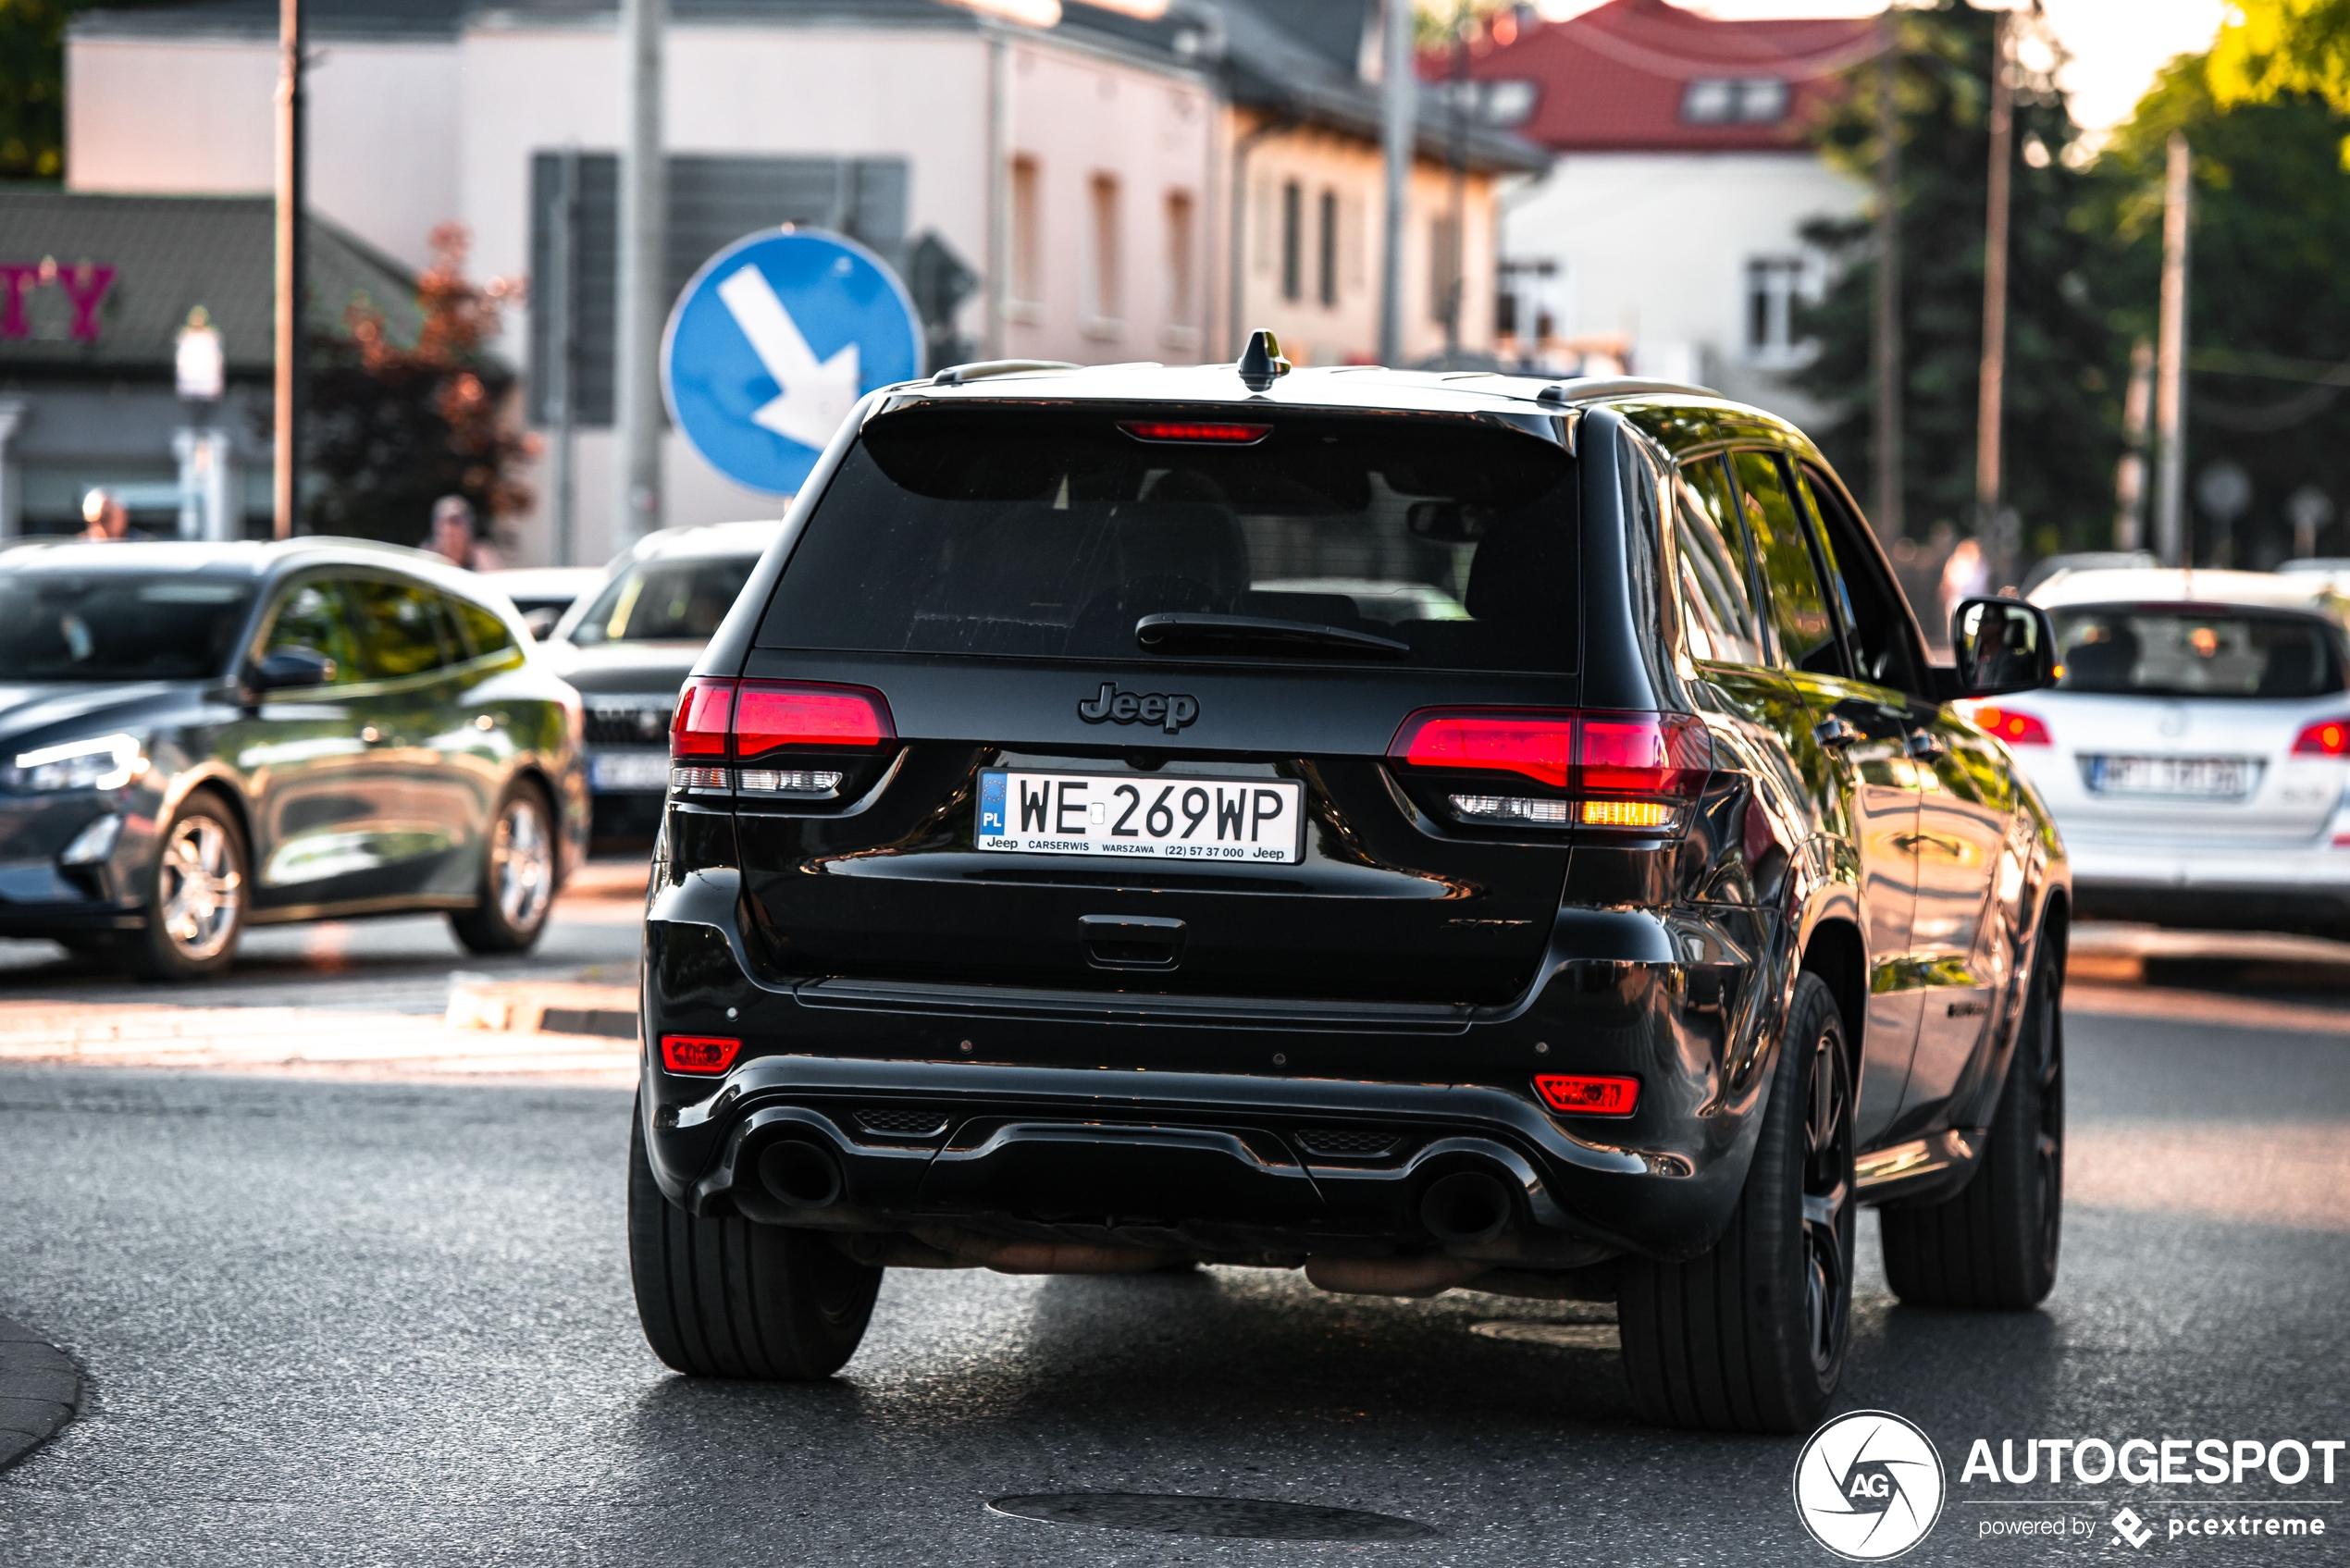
[
  {"left": 0, "top": 538, "right": 588, "bottom": 980},
  {"left": 629, "top": 353, "right": 2071, "bottom": 1432}
]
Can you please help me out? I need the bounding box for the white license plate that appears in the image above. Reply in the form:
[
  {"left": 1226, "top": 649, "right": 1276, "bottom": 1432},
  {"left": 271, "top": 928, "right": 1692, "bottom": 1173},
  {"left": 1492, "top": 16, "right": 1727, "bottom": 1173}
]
[
  {"left": 589, "top": 749, "right": 673, "bottom": 793},
  {"left": 976, "top": 771, "right": 1305, "bottom": 863},
  {"left": 2085, "top": 755, "right": 2255, "bottom": 798}
]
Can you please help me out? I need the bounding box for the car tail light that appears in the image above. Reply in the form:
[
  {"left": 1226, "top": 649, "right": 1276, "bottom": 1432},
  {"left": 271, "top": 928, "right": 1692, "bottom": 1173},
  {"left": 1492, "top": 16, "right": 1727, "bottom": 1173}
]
[
  {"left": 734, "top": 682, "right": 895, "bottom": 757},
  {"left": 2293, "top": 717, "right": 2350, "bottom": 757},
  {"left": 1971, "top": 705, "right": 2051, "bottom": 747},
  {"left": 1534, "top": 1074, "right": 1639, "bottom": 1117},
  {"left": 660, "top": 1034, "right": 741, "bottom": 1074},
  {"left": 671, "top": 676, "right": 734, "bottom": 758},
  {"left": 1118, "top": 420, "right": 1272, "bottom": 444},
  {"left": 1390, "top": 709, "right": 1711, "bottom": 829}
]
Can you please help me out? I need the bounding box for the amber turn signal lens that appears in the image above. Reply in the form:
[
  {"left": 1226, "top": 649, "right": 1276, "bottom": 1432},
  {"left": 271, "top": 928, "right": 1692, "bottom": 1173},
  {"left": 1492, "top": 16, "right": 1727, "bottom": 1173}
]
[
  {"left": 1533, "top": 1073, "right": 1639, "bottom": 1117},
  {"left": 660, "top": 1035, "right": 741, "bottom": 1075}
]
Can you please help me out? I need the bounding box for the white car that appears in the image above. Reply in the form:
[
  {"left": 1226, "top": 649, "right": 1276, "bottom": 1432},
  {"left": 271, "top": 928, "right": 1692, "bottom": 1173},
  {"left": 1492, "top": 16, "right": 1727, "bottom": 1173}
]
[{"left": 1977, "top": 568, "right": 2350, "bottom": 936}]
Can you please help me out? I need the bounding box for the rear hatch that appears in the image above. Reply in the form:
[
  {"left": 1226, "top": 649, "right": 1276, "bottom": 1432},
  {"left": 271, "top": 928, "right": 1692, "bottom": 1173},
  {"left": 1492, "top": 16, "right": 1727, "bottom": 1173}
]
[
  {"left": 722, "top": 399, "right": 1587, "bottom": 1006},
  {"left": 2022, "top": 601, "right": 2350, "bottom": 844}
]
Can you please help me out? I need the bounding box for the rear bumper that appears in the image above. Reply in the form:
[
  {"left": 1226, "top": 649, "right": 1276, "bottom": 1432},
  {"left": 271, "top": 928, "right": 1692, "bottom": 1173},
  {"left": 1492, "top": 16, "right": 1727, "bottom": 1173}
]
[
  {"left": 2069, "top": 833, "right": 2350, "bottom": 932},
  {"left": 637, "top": 868, "right": 1789, "bottom": 1265}
]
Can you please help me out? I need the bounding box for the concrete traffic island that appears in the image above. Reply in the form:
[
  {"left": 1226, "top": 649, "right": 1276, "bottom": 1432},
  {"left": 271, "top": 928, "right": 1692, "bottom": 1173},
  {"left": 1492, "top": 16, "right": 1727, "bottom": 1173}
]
[{"left": 0, "top": 1315, "right": 79, "bottom": 1472}]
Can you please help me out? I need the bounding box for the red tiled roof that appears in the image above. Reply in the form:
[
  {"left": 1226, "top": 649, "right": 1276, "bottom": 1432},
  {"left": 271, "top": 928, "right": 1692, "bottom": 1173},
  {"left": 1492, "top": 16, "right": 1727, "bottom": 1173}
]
[{"left": 1430, "top": 0, "right": 1877, "bottom": 154}]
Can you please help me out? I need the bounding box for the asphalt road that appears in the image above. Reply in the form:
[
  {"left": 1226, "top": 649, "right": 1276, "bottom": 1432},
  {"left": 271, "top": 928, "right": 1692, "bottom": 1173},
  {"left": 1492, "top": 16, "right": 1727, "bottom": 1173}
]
[{"left": 0, "top": 944, "right": 2345, "bottom": 1562}]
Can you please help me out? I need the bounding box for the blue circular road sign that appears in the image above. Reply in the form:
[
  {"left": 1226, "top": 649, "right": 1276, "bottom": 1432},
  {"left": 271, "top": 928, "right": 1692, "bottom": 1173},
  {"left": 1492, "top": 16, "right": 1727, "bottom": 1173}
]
[{"left": 661, "top": 228, "right": 921, "bottom": 497}]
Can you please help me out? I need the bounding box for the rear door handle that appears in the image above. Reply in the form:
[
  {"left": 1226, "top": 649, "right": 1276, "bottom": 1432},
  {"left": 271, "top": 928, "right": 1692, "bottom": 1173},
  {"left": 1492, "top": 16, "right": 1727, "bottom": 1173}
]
[{"left": 1812, "top": 716, "right": 1863, "bottom": 752}]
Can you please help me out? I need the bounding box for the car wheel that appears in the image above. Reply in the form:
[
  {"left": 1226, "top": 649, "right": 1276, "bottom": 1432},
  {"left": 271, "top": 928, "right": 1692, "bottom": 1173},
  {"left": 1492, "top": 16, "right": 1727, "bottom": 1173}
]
[
  {"left": 449, "top": 779, "right": 557, "bottom": 956},
  {"left": 121, "top": 793, "right": 248, "bottom": 982},
  {"left": 1617, "top": 969, "right": 1854, "bottom": 1433},
  {"left": 626, "top": 1099, "right": 882, "bottom": 1378},
  {"left": 1880, "top": 934, "right": 2063, "bottom": 1310}
]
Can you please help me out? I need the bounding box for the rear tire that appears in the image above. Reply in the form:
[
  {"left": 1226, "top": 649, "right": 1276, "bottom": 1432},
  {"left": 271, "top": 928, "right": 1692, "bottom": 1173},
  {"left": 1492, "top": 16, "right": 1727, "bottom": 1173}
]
[
  {"left": 626, "top": 1101, "right": 882, "bottom": 1378},
  {"left": 1617, "top": 970, "right": 1855, "bottom": 1433},
  {"left": 121, "top": 792, "right": 247, "bottom": 982},
  {"left": 450, "top": 779, "right": 557, "bottom": 956},
  {"left": 1880, "top": 934, "right": 2064, "bottom": 1310}
]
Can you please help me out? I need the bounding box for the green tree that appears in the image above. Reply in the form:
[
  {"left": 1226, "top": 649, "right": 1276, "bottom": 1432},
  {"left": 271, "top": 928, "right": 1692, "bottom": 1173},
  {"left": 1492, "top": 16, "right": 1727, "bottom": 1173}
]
[
  {"left": 2094, "top": 56, "right": 2350, "bottom": 563},
  {"left": 0, "top": 0, "right": 74, "bottom": 179},
  {"left": 1794, "top": 0, "right": 2121, "bottom": 555},
  {"left": 303, "top": 224, "right": 537, "bottom": 545},
  {"left": 2210, "top": 0, "right": 2350, "bottom": 164}
]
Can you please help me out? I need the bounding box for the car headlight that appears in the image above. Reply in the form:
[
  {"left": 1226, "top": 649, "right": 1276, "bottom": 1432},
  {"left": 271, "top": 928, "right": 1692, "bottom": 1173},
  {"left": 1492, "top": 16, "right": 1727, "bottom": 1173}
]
[{"left": 5, "top": 734, "right": 145, "bottom": 794}]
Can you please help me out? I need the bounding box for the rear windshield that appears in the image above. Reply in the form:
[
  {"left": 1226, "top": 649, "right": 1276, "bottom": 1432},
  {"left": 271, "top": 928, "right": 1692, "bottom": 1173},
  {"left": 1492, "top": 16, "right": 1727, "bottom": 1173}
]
[
  {"left": 755, "top": 407, "right": 1577, "bottom": 671},
  {"left": 568, "top": 556, "right": 759, "bottom": 646},
  {"left": 0, "top": 573, "right": 255, "bottom": 681},
  {"left": 2051, "top": 604, "right": 2343, "bottom": 699}
]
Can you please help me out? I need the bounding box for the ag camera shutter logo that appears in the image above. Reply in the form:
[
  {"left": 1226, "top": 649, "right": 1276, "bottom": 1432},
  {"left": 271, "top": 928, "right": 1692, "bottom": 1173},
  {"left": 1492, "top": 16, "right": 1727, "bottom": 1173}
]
[{"left": 1792, "top": 1410, "right": 1947, "bottom": 1560}]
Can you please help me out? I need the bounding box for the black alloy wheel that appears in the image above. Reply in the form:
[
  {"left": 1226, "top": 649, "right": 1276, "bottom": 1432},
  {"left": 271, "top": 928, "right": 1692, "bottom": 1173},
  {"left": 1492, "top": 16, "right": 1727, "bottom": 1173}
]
[
  {"left": 1880, "top": 933, "right": 2064, "bottom": 1309},
  {"left": 1618, "top": 970, "right": 1855, "bottom": 1433}
]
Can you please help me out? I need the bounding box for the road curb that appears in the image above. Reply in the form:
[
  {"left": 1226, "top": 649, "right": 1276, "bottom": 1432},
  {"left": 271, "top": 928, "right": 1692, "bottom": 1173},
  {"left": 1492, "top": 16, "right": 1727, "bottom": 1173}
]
[{"left": 0, "top": 1315, "right": 80, "bottom": 1473}]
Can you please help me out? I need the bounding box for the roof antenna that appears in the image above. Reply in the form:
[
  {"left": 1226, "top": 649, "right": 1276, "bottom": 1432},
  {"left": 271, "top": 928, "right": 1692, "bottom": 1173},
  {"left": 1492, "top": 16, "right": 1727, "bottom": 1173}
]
[{"left": 1236, "top": 328, "right": 1291, "bottom": 391}]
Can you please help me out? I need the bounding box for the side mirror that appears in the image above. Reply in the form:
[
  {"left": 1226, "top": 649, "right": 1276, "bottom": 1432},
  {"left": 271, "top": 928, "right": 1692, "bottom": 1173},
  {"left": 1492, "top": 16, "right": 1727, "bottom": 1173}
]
[
  {"left": 1952, "top": 598, "right": 2058, "bottom": 697},
  {"left": 252, "top": 647, "right": 337, "bottom": 692}
]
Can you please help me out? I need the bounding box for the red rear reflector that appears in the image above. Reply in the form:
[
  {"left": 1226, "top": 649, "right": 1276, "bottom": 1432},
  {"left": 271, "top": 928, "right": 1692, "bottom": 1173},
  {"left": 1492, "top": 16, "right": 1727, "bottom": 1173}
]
[
  {"left": 1534, "top": 1074, "right": 1639, "bottom": 1117},
  {"left": 734, "top": 682, "right": 895, "bottom": 756},
  {"left": 671, "top": 676, "right": 734, "bottom": 759},
  {"left": 1118, "top": 420, "right": 1272, "bottom": 444},
  {"left": 1388, "top": 709, "right": 1711, "bottom": 796},
  {"left": 2293, "top": 717, "right": 2350, "bottom": 757},
  {"left": 660, "top": 1034, "right": 741, "bottom": 1075},
  {"left": 1970, "top": 705, "right": 2050, "bottom": 747}
]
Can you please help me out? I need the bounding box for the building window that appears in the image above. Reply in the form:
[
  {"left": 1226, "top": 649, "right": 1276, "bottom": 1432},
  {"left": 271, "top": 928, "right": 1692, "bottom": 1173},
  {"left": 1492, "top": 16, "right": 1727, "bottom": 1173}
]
[
  {"left": 1317, "top": 189, "right": 1338, "bottom": 308},
  {"left": 1165, "top": 189, "right": 1198, "bottom": 347},
  {"left": 1280, "top": 179, "right": 1303, "bottom": 303},
  {"left": 1745, "top": 256, "right": 1806, "bottom": 360},
  {"left": 1429, "top": 214, "right": 1462, "bottom": 327},
  {"left": 1011, "top": 155, "right": 1042, "bottom": 315},
  {"left": 1341, "top": 191, "right": 1366, "bottom": 291},
  {"left": 1084, "top": 172, "right": 1122, "bottom": 334},
  {"left": 1683, "top": 78, "right": 1789, "bottom": 125}
]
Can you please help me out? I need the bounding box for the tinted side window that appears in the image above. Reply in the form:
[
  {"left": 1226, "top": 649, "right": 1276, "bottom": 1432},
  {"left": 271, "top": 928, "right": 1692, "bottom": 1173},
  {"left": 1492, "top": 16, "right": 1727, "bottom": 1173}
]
[
  {"left": 1797, "top": 464, "right": 1924, "bottom": 696},
  {"left": 262, "top": 579, "right": 362, "bottom": 685},
  {"left": 1672, "top": 457, "right": 1767, "bottom": 665},
  {"left": 448, "top": 594, "right": 520, "bottom": 661},
  {"left": 1732, "top": 450, "right": 1840, "bottom": 675},
  {"left": 344, "top": 577, "right": 453, "bottom": 682}
]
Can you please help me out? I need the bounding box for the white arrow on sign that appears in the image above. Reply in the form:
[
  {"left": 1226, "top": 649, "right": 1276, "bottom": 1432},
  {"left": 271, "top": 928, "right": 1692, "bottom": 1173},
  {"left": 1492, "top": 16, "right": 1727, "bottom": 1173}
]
[{"left": 714, "top": 263, "right": 861, "bottom": 452}]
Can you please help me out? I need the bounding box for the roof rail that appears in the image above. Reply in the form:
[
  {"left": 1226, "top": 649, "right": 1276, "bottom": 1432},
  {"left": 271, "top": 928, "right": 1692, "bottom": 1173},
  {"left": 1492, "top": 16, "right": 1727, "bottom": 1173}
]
[
  {"left": 931, "top": 359, "right": 1080, "bottom": 387},
  {"left": 1535, "top": 377, "right": 1718, "bottom": 404}
]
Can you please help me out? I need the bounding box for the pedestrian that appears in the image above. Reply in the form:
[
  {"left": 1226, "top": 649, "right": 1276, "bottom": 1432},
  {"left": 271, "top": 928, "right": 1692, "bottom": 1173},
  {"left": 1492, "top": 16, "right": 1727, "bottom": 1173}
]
[
  {"left": 425, "top": 494, "right": 501, "bottom": 571},
  {"left": 1938, "top": 536, "right": 1989, "bottom": 636},
  {"left": 78, "top": 488, "right": 148, "bottom": 542}
]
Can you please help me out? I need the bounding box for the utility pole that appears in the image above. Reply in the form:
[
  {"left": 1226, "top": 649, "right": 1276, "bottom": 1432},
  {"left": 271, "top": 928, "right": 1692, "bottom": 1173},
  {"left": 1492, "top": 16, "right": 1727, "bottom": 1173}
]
[
  {"left": 271, "top": 0, "right": 304, "bottom": 540},
  {"left": 613, "top": 0, "right": 666, "bottom": 546},
  {"left": 2154, "top": 131, "right": 2192, "bottom": 567},
  {"left": 1872, "top": 8, "right": 1903, "bottom": 538},
  {"left": 1377, "top": 0, "right": 1414, "bottom": 368},
  {"left": 2113, "top": 336, "right": 2153, "bottom": 549},
  {"left": 549, "top": 146, "right": 580, "bottom": 567},
  {"left": 1973, "top": 6, "right": 2013, "bottom": 579}
]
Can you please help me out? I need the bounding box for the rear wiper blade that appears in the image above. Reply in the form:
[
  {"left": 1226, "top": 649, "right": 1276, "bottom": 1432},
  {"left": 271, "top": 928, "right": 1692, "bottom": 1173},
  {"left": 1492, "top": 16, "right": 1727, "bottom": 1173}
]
[{"left": 1135, "top": 612, "right": 1410, "bottom": 658}]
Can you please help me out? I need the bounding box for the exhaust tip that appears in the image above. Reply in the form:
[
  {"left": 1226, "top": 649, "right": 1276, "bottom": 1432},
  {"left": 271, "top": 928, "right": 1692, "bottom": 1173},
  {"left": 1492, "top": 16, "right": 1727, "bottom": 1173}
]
[
  {"left": 1419, "top": 1170, "right": 1511, "bottom": 1245},
  {"left": 758, "top": 1138, "right": 844, "bottom": 1210}
]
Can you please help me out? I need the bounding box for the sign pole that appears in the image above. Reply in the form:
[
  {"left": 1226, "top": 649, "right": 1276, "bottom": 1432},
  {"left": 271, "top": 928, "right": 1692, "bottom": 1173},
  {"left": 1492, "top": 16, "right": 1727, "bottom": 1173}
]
[
  {"left": 272, "top": 0, "right": 303, "bottom": 540},
  {"left": 1377, "top": 0, "right": 1413, "bottom": 368},
  {"left": 614, "top": 0, "right": 666, "bottom": 545}
]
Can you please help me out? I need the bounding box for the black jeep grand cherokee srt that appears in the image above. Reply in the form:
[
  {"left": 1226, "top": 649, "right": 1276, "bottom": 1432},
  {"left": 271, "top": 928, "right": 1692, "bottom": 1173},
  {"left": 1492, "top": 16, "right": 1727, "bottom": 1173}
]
[{"left": 627, "top": 347, "right": 2071, "bottom": 1434}]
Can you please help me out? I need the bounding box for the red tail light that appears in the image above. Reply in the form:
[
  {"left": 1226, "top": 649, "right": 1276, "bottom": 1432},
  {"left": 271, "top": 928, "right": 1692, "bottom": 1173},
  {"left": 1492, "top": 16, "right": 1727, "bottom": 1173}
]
[
  {"left": 1388, "top": 710, "right": 1711, "bottom": 796},
  {"left": 1971, "top": 705, "right": 2050, "bottom": 747},
  {"left": 1118, "top": 420, "right": 1272, "bottom": 444},
  {"left": 735, "top": 682, "right": 895, "bottom": 757},
  {"left": 670, "top": 677, "right": 895, "bottom": 761},
  {"left": 2293, "top": 717, "right": 2350, "bottom": 757},
  {"left": 660, "top": 1034, "right": 741, "bottom": 1074},
  {"left": 671, "top": 676, "right": 734, "bottom": 758},
  {"left": 1534, "top": 1074, "right": 1639, "bottom": 1117}
]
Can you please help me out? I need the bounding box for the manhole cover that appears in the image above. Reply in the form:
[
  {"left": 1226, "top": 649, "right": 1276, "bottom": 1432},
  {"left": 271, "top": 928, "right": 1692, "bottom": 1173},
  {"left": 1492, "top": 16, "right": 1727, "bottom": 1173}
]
[
  {"left": 1469, "top": 1319, "right": 1620, "bottom": 1351},
  {"left": 987, "top": 1492, "right": 1437, "bottom": 1541}
]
